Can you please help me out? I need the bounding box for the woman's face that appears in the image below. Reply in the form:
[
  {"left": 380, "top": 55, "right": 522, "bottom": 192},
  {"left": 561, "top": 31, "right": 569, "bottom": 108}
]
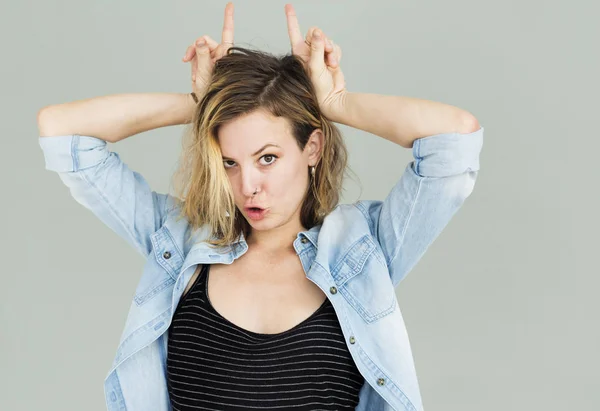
[{"left": 218, "top": 109, "right": 322, "bottom": 230}]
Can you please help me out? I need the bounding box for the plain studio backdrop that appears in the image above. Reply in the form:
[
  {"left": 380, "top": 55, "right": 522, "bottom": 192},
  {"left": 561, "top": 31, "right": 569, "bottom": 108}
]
[{"left": 1, "top": 0, "right": 598, "bottom": 410}]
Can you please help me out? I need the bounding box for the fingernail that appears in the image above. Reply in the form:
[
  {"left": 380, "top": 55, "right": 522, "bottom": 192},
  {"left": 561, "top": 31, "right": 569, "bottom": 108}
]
[
  {"left": 196, "top": 39, "right": 206, "bottom": 47},
  {"left": 313, "top": 30, "right": 321, "bottom": 39}
]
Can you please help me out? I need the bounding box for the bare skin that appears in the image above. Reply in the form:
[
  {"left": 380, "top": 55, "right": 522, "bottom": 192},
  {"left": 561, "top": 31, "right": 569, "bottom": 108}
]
[
  {"left": 177, "top": 3, "right": 339, "bottom": 335},
  {"left": 181, "top": 249, "right": 326, "bottom": 335}
]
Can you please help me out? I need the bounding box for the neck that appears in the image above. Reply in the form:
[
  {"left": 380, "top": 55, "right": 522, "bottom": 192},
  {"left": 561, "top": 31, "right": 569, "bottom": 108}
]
[{"left": 245, "top": 221, "right": 307, "bottom": 256}]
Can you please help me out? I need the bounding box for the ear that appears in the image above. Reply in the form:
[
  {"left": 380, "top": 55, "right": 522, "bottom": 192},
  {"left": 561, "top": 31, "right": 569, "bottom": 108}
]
[{"left": 305, "top": 129, "right": 324, "bottom": 166}]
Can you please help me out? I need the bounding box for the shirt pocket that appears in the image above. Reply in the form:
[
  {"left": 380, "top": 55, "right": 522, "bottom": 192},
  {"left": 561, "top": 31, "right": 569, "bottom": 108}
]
[
  {"left": 331, "top": 234, "right": 397, "bottom": 323},
  {"left": 134, "top": 226, "right": 183, "bottom": 306}
]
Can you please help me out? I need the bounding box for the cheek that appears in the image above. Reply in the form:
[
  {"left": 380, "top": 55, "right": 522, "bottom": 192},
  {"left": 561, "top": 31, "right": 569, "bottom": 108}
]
[{"left": 271, "top": 165, "right": 308, "bottom": 199}]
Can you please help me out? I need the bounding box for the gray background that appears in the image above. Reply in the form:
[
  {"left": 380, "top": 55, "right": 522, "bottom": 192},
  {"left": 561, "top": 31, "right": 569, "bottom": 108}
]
[{"left": 2, "top": 0, "right": 598, "bottom": 410}]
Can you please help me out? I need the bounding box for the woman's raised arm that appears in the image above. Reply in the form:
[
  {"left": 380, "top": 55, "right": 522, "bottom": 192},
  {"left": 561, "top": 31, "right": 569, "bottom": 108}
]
[
  {"left": 38, "top": 2, "right": 236, "bottom": 143},
  {"left": 37, "top": 92, "right": 196, "bottom": 143}
]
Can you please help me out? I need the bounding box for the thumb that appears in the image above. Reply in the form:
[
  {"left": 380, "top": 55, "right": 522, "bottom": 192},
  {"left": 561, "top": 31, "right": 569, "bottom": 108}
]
[
  {"left": 194, "top": 38, "right": 213, "bottom": 85},
  {"left": 308, "top": 29, "right": 326, "bottom": 72}
]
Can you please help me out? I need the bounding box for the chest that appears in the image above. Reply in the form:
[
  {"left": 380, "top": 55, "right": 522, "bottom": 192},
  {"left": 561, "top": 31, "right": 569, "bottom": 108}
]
[{"left": 181, "top": 254, "right": 327, "bottom": 334}]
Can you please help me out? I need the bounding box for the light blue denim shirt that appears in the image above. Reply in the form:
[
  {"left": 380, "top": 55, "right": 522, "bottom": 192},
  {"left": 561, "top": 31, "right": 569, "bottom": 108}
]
[{"left": 38, "top": 125, "right": 483, "bottom": 411}]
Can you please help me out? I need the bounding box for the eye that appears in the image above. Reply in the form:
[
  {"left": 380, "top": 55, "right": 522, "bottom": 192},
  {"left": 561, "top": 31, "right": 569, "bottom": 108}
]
[
  {"left": 223, "top": 154, "right": 279, "bottom": 169},
  {"left": 259, "top": 154, "right": 278, "bottom": 166}
]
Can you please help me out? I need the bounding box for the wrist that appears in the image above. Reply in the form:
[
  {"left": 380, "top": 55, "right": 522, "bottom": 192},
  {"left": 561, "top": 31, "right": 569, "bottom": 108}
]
[
  {"left": 322, "top": 90, "right": 349, "bottom": 124},
  {"left": 182, "top": 92, "right": 197, "bottom": 124}
]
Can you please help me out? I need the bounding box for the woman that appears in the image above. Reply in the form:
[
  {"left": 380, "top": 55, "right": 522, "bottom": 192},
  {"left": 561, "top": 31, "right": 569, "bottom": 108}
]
[{"left": 37, "top": 3, "right": 483, "bottom": 411}]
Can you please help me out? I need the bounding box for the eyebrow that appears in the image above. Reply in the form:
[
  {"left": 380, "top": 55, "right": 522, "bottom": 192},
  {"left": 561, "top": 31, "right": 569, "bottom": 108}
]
[{"left": 221, "top": 143, "right": 281, "bottom": 161}]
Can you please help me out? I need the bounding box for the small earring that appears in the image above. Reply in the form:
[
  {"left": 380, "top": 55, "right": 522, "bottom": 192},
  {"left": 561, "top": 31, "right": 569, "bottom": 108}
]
[{"left": 311, "top": 166, "right": 316, "bottom": 177}]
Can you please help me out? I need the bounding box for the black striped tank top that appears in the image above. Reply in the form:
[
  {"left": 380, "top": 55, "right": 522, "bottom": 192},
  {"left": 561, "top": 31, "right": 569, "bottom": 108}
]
[{"left": 166, "top": 263, "right": 365, "bottom": 410}]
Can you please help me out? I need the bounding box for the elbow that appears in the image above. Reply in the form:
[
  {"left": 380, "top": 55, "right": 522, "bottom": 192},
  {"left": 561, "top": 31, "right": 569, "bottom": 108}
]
[
  {"left": 37, "top": 106, "right": 54, "bottom": 136},
  {"left": 459, "top": 113, "right": 481, "bottom": 134},
  {"left": 406, "top": 114, "right": 481, "bottom": 149},
  {"left": 37, "top": 105, "right": 63, "bottom": 137},
  {"left": 37, "top": 105, "right": 69, "bottom": 138}
]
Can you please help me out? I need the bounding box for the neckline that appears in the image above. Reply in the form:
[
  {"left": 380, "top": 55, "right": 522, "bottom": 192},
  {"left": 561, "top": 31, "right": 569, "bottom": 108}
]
[{"left": 203, "top": 264, "right": 329, "bottom": 338}]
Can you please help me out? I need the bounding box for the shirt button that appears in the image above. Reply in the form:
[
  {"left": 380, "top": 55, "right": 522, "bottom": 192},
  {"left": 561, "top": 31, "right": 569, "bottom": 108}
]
[
  {"left": 301, "top": 237, "right": 308, "bottom": 244},
  {"left": 349, "top": 336, "right": 356, "bottom": 344},
  {"left": 377, "top": 378, "right": 386, "bottom": 386},
  {"left": 329, "top": 286, "right": 337, "bottom": 294},
  {"left": 163, "top": 251, "right": 171, "bottom": 259}
]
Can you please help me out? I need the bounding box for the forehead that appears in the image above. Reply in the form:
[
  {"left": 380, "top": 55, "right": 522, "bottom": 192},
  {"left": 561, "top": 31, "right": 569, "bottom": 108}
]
[{"left": 218, "top": 110, "right": 293, "bottom": 150}]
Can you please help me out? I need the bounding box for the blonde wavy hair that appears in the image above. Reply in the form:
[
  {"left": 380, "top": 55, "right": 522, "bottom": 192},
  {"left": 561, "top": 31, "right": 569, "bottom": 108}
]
[{"left": 170, "top": 46, "right": 355, "bottom": 249}]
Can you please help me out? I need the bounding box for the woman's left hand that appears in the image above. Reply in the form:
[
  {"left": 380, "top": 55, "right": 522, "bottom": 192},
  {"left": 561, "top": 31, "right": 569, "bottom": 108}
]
[{"left": 285, "top": 4, "right": 346, "bottom": 120}]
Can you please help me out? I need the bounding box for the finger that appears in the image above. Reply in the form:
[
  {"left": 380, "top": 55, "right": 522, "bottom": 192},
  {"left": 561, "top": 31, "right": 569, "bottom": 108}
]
[
  {"left": 327, "top": 52, "right": 337, "bottom": 68},
  {"left": 285, "top": 4, "right": 304, "bottom": 47},
  {"left": 335, "top": 43, "right": 342, "bottom": 62},
  {"left": 324, "top": 38, "right": 336, "bottom": 66},
  {"left": 193, "top": 37, "right": 213, "bottom": 81},
  {"left": 204, "top": 36, "right": 219, "bottom": 49},
  {"left": 327, "top": 41, "right": 340, "bottom": 67},
  {"left": 310, "top": 31, "right": 335, "bottom": 67},
  {"left": 183, "top": 36, "right": 219, "bottom": 62},
  {"left": 324, "top": 35, "right": 334, "bottom": 53},
  {"left": 214, "top": 45, "right": 227, "bottom": 61},
  {"left": 335, "top": 43, "right": 342, "bottom": 64},
  {"left": 221, "top": 2, "right": 234, "bottom": 45},
  {"left": 308, "top": 28, "right": 326, "bottom": 71},
  {"left": 182, "top": 45, "right": 194, "bottom": 62},
  {"left": 305, "top": 26, "right": 317, "bottom": 44},
  {"left": 305, "top": 28, "right": 333, "bottom": 53}
]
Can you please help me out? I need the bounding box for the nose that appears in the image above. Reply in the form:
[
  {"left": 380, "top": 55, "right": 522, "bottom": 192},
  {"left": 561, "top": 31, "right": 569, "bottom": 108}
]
[{"left": 240, "top": 166, "right": 262, "bottom": 198}]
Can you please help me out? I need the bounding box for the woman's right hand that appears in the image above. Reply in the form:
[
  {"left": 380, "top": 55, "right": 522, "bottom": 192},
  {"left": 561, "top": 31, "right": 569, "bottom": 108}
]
[{"left": 181, "top": 2, "right": 235, "bottom": 99}]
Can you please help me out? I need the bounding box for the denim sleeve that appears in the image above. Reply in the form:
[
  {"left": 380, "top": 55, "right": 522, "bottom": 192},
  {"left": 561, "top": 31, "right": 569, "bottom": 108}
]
[
  {"left": 38, "top": 135, "right": 177, "bottom": 258},
  {"left": 354, "top": 126, "right": 484, "bottom": 288}
]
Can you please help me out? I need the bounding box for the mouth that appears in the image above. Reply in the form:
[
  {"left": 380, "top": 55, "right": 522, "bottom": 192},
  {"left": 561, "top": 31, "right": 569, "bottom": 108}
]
[{"left": 244, "top": 207, "right": 269, "bottom": 220}]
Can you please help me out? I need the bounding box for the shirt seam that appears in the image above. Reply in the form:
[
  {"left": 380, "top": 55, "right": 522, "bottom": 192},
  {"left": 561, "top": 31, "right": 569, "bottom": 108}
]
[{"left": 72, "top": 135, "right": 151, "bottom": 258}]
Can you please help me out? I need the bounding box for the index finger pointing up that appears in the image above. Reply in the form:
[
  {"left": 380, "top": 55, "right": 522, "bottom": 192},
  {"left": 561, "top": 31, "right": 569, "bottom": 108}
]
[
  {"left": 285, "top": 4, "right": 303, "bottom": 46},
  {"left": 221, "top": 2, "right": 234, "bottom": 45}
]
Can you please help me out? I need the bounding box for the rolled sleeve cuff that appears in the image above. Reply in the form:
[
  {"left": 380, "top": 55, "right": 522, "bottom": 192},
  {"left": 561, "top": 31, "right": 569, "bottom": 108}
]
[
  {"left": 38, "top": 135, "right": 109, "bottom": 173},
  {"left": 412, "top": 126, "right": 484, "bottom": 177}
]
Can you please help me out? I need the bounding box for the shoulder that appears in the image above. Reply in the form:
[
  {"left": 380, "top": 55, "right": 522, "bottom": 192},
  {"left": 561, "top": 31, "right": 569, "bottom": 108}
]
[
  {"left": 158, "top": 198, "right": 214, "bottom": 255},
  {"left": 320, "top": 202, "right": 379, "bottom": 242}
]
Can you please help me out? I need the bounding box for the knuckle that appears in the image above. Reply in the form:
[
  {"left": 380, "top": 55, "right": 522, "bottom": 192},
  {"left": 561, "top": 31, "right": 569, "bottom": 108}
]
[{"left": 195, "top": 35, "right": 208, "bottom": 46}]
